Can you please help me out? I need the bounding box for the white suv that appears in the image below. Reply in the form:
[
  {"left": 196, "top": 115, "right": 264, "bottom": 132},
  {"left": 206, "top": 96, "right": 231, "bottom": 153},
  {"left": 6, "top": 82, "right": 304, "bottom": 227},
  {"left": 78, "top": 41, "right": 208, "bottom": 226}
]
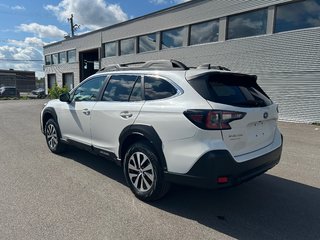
[{"left": 41, "top": 60, "right": 283, "bottom": 201}]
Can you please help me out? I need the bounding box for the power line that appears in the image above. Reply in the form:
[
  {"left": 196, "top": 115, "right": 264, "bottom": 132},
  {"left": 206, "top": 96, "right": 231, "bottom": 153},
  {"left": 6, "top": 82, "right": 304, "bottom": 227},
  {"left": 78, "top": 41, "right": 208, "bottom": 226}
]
[{"left": 0, "top": 58, "right": 43, "bottom": 62}]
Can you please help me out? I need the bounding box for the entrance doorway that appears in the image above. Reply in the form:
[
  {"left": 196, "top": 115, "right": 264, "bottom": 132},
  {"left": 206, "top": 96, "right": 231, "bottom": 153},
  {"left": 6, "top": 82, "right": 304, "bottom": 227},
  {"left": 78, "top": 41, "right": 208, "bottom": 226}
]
[
  {"left": 47, "top": 74, "right": 56, "bottom": 89},
  {"left": 62, "top": 73, "right": 74, "bottom": 90},
  {"left": 79, "top": 48, "right": 99, "bottom": 82}
]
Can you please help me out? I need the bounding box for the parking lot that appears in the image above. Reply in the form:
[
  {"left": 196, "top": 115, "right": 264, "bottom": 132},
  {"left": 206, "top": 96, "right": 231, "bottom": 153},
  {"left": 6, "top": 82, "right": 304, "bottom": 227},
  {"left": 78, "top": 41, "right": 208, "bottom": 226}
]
[{"left": 0, "top": 100, "right": 319, "bottom": 240}]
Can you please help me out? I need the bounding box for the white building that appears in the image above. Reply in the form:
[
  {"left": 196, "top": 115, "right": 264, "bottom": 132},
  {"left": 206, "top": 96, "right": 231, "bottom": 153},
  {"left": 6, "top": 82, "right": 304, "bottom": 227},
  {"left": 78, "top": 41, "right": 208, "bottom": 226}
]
[{"left": 43, "top": 0, "right": 320, "bottom": 123}]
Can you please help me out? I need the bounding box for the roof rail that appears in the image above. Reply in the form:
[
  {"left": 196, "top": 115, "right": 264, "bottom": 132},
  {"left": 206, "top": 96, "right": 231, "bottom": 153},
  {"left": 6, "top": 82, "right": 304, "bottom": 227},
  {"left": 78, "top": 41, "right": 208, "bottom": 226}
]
[
  {"left": 141, "top": 59, "right": 189, "bottom": 70},
  {"left": 97, "top": 62, "right": 146, "bottom": 72},
  {"left": 196, "top": 63, "right": 230, "bottom": 71},
  {"left": 98, "top": 59, "right": 189, "bottom": 72},
  {"left": 98, "top": 60, "right": 229, "bottom": 72}
]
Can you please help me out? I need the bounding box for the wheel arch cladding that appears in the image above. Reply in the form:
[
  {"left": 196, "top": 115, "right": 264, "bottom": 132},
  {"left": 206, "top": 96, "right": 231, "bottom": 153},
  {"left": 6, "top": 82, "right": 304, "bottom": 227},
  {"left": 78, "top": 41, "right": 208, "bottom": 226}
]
[
  {"left": 42, "top": 107, "right": 58, "bottom": 130},
  {"left": 119, "top": 125, "right": 167, "bottom": 170}
]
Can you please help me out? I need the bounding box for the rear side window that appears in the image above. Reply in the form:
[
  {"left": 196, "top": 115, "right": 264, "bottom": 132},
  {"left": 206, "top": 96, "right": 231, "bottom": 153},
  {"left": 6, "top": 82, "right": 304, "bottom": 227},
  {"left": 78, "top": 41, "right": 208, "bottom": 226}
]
[
  {"left": 129, "top": 77, "right": 142, "bottom": 101},
  {"left": 103, "top": 75, "right": 139, "bottom": 101},
  {"left": 144, "top": 76, "right": 177, "bottom": 100},
  {"left": 188, "top": 73, "right": 272, "bottom": 107}
]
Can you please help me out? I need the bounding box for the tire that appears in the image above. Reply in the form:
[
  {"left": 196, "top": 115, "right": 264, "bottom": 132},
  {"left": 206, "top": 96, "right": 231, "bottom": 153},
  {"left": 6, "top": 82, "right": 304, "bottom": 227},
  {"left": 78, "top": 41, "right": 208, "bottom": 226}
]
[
  {"left": 123, "top": 142, "right": 170, "bottom": 201},
  {"left": 44, "top": 119, "right": 66, "bottom": 154}
]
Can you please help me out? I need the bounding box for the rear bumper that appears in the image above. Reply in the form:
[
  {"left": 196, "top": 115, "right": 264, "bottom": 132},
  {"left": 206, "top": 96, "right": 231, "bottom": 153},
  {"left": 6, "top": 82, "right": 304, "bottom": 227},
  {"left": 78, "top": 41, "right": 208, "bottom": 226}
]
[{"left": 165, "top": 135, "right": 283, "bottom": 189}]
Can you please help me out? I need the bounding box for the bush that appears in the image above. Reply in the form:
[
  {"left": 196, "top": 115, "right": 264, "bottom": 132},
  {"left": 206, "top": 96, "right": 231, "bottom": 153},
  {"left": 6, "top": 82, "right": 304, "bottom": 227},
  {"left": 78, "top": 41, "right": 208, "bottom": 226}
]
[
  {"left": 20, "top": 96, "right": 29, "bottom": 100},
  {"left": 48, "top": 83, "right": 69, "bottom": 99}
]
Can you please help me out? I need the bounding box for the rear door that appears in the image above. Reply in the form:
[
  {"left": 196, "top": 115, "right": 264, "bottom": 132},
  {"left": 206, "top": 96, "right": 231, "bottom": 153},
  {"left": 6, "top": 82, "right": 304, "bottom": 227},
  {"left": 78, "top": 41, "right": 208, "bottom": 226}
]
[
  {"left": 188, "top": 72, "right": 278, "bottom": 157},
  {"left": 91, "top": 74, "right": 144, "bottom": 155}
]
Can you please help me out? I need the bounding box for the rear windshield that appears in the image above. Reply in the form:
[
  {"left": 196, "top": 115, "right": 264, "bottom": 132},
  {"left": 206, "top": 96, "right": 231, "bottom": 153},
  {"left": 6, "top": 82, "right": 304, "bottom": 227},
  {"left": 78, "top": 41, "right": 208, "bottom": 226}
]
[{"left": 188, "top": 72, "right": 272, "bottom": 107}]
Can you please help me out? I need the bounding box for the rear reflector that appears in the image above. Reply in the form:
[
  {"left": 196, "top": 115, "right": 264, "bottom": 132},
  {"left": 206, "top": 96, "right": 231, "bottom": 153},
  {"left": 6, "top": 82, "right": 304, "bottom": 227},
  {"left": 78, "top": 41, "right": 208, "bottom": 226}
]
[{"left": 217, "top": 177, "right": 229, "bottom": 184}]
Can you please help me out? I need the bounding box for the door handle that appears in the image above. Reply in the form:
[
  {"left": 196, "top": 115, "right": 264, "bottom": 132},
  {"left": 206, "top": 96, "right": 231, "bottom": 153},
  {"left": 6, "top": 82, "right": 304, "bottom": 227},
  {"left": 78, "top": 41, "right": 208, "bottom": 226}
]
[
  {"left": 120, "top": 111, "right": 133, "bottom": 119},
  {"left": 82, "top": 108, "right": 90, "bottom": 115}
]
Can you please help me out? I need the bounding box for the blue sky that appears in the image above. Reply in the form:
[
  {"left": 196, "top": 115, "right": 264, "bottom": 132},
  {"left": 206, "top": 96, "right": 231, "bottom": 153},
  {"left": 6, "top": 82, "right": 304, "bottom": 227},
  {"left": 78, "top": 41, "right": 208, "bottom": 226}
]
[{"left": 0, "top": 0, "right": 188, "bottom": 77}]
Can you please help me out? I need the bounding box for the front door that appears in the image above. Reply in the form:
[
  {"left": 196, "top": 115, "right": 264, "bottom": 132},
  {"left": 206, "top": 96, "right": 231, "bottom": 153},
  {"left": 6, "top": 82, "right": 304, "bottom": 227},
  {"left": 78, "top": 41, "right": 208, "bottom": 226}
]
[{"left": 58, "top": 75, "right": 107, "bottom": 145}]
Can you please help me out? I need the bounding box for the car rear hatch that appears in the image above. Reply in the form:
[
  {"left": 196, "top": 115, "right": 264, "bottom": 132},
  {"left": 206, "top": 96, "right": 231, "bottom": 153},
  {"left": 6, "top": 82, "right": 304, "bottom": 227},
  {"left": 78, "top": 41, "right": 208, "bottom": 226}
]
[{"left": 187, "top": 71, "right": 278, "bottom": 157}]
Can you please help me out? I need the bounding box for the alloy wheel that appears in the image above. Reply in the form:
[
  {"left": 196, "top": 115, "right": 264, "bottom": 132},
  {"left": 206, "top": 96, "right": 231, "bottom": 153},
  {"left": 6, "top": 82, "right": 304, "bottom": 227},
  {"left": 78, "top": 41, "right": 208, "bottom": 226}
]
[
  {"left": 46, "top": 124, "right": 58, "bottom": 150},
  {"left": 128, "top": 152, "right": 155, "bottom": 192}
]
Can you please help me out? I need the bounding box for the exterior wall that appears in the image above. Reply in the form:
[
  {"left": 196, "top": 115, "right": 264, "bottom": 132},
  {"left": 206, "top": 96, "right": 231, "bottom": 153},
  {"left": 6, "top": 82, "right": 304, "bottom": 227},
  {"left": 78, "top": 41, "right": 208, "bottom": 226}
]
[
  {"left": 0, "top": 70, "right": 36, "bottom": 92},
  {"left": 43, "top": 0, "right": 320, "bottom": 123},
  {"left": 44, "top": 31, "right": 102, "bottom": 90}
]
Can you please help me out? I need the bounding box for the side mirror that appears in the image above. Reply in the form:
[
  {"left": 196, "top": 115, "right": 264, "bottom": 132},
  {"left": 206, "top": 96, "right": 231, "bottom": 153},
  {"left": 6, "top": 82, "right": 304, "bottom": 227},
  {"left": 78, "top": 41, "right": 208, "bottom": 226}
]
[{"left": 59, "top": 93, "right": 70, "bottom": 103}]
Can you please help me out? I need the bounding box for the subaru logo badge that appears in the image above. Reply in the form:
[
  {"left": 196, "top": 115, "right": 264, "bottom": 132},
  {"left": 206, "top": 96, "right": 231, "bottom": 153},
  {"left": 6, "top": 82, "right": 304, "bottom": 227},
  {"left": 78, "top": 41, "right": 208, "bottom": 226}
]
[{"left": 263, "top": 112, "right": 268, "bottom": 119}]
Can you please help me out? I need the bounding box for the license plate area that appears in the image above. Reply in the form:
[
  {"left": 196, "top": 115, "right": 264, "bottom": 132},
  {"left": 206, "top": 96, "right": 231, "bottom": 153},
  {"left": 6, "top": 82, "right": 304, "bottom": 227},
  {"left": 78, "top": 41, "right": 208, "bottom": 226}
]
[{"left": 248, "top": 120, "right": 275, "bottom": 147}]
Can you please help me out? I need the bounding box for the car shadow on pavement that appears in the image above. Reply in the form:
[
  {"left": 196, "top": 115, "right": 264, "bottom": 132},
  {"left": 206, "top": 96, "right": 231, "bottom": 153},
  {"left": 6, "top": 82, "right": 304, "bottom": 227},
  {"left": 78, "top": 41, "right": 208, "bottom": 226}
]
[
  {"left": 152, "top": 175, "right": 320, "bottom": 240},
  {"left": 62, "top": 147, "right": 319, "bottom": 240},
  {"left": 61, "top": 147, "right": 127, "bottom": 186}
]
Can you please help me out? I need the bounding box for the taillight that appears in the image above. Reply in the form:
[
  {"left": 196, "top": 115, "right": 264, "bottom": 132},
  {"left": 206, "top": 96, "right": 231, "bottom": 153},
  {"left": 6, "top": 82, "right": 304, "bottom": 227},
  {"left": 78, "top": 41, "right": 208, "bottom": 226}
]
[{"left": 183, "top": 110, "right": 246, "bottom": 130}]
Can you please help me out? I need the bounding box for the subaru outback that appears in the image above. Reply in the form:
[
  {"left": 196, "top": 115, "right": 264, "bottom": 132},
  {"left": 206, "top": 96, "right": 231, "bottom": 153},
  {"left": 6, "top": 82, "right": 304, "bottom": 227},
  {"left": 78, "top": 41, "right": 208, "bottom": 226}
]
[{"left": 41, "top": 60, "right": 283, "bottom": 201}]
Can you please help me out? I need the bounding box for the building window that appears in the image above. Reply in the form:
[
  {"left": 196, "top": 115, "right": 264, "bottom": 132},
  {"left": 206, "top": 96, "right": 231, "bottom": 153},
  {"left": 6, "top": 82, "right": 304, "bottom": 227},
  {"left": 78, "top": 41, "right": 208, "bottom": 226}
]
[
  {"left": 104, "top": 41, "right": 117, "bottom": 57},
  {"left": 275, "top": 0, "right": 320, "bottom": 33},
  {"left": 227, "top": 8, "right": 268, "bottom": 40},
  {"left": 190, "top": 20, "right": 219, "bottom": 45},
  {"left": 120, "top": 38, "right": 135, "bottom": 55},
  {"left": 59, "top": 52, "right": 67, "bottom": 64},
  {"left": 67, "top": 49, "right": 76, "bottom": 63},
  {"left": 45, "top": 55, "right": 51, "bottom": 65},
  {"left": 161, "top": 27, "right": 184, "bottom": 49},
  {"left": 51, "top": 53, "right": 59, "bottom": 64},
  {"left": 138, "top": 33, "right": 157, "bottom": 53}
]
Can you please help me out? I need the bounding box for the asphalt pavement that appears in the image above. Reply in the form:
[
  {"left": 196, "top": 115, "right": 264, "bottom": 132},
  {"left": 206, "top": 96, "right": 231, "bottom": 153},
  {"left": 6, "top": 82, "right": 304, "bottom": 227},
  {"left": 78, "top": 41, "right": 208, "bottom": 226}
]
[{"left": 0, "top": 100, "right": 319, "bottom": 240}]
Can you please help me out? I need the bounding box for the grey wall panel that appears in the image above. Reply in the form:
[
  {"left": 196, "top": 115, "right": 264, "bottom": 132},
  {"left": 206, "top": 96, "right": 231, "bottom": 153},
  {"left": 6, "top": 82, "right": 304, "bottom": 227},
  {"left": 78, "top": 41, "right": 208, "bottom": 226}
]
[
  {"left": 258, "top": 72, "right": 320, "bottom": 123},
  {"left": 44, "top": 63, "right": 79, "bottom": 90},
  {"left": 44, "top": 32, "right": 102, "bottom": 55},
  {"left": 101, "top": 28, "right": 320, "bottom": 74}
]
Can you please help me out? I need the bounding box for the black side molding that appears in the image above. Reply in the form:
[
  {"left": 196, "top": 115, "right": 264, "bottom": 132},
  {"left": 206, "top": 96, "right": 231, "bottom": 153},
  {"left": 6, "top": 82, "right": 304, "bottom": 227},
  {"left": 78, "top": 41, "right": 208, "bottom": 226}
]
[
  {"left": 119, "top": 125, "right": 167, "bottom": 170},
  {"left": 42, "top": 107, "right": 58, "bottom": 133}
]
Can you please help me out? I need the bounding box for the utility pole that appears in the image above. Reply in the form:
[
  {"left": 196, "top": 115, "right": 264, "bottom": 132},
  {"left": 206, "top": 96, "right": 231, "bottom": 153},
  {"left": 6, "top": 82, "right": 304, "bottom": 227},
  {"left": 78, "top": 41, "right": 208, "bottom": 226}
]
[{"left": 67, "top": 14, "right": 80, "bottom": 37}]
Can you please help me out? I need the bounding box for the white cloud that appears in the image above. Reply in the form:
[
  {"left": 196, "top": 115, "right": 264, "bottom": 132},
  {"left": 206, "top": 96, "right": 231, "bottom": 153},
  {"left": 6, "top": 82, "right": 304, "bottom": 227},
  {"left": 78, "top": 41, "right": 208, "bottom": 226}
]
[
  {"left": 150, "top": 0, "right": 167, "bottom": 4},
  {"left": 44, "top": 0, "right": 128, "bottom": 31},
  {"left": 7, "top": 37, "right": 46, "bottom": 48},
  {"left": 17, "top": 23, "right": 67, "bottom": 39},
  {"left": 0, "top": 38, "right": 45, "bottom": 77},
  {"left": 11, "top": 5, "right": 25, "bottom": 11},
  {"left": 0, "top": 3, "right": 26, "bottom": 11}
]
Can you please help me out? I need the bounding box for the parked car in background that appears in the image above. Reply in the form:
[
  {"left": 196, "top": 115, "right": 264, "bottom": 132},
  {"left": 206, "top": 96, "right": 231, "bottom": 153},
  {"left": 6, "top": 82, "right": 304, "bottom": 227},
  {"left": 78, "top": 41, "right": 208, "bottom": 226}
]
[
  {"left": 31, "top": 88, "right": 46, "bottom": 98},
  {"left": 0, "top": 86, "right": 20, "bottom": 98}
]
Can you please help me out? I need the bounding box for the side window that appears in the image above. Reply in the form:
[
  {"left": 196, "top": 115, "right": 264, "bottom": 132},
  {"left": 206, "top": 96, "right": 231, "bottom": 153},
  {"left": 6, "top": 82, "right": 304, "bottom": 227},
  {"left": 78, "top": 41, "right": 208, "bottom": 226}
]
[
  {"left": 129, "top": 77, "right": 142, "bottom": 101},
  {"left": 102, "top": 75, "right": 138, "bottom": 101},
  {"left": 144, "top": 76, "right": 177, "bottom": 100},
  {"left": 73, "top": 76, "right": 106, "bottom": 102}
]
